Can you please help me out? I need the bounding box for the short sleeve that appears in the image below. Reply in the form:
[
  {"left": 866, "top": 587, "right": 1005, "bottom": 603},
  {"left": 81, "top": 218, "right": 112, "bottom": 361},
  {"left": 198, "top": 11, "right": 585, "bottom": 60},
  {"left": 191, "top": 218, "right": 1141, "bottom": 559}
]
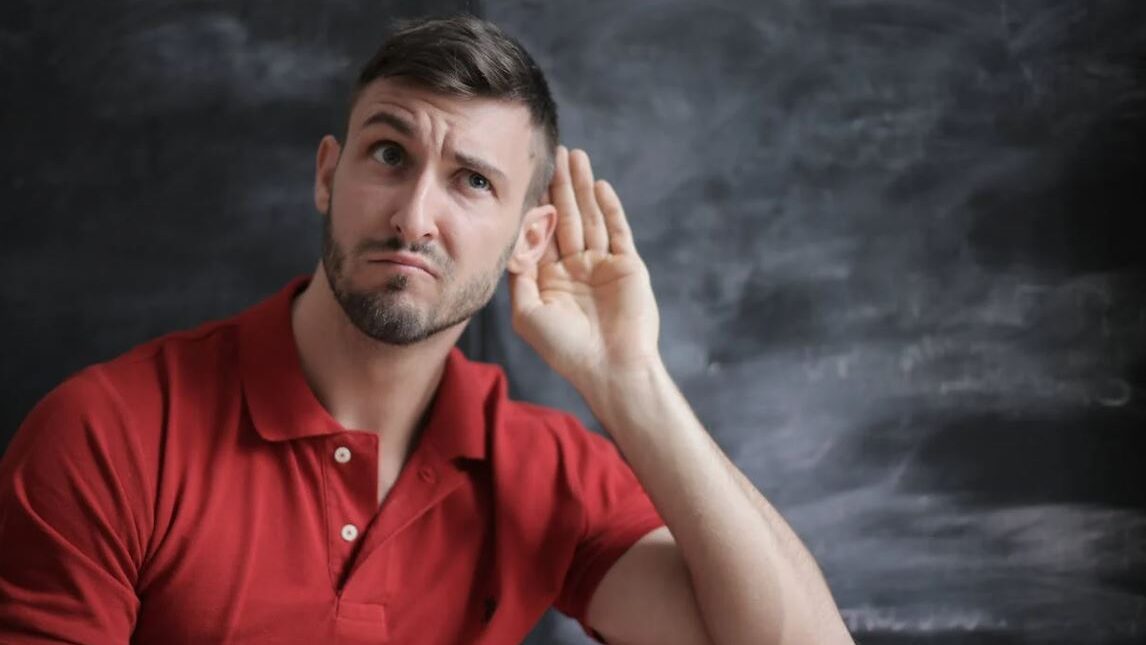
[
  {"left": 551, "top": 416, "right": 665, "bottom": 643},
  {"left": 0, "top": 369, "right": 148, "bottom": 643}
]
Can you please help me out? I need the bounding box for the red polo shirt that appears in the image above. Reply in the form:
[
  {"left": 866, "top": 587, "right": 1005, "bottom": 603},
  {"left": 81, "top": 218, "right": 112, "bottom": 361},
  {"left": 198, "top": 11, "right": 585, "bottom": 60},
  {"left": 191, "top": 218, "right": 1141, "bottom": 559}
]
[{"left": 0, "top": 277, "right": 665, "bottom": 644}]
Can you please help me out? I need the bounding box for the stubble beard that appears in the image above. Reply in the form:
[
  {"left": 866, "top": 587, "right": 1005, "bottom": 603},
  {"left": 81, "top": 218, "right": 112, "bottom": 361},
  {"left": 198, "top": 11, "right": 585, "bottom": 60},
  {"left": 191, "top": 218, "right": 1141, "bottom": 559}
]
[{"left": 320, "top": 208, "right": 515, "bottom": 346}]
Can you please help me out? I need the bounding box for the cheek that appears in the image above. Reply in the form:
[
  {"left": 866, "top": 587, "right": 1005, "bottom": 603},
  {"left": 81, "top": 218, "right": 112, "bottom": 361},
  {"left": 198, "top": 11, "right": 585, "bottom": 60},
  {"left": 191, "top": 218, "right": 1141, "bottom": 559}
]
[
  {"left": 333, "top": 177, "right": 388, "bottom": 214},
  {"left": 329, "top": 182, "right": 401, "bottom": 241},
  {"left": 442, "top": 207, "right": 519, "bottom": 258}
]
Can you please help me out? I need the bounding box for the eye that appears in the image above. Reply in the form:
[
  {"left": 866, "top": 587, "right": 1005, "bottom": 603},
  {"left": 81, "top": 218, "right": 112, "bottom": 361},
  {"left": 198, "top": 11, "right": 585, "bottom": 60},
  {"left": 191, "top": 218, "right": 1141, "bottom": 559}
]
[
  {"left": 371, "top": 142, "right": 405, "bottom": 167},
  {"left": 466, "top": 172, "right": 491, "bottom": 192}
]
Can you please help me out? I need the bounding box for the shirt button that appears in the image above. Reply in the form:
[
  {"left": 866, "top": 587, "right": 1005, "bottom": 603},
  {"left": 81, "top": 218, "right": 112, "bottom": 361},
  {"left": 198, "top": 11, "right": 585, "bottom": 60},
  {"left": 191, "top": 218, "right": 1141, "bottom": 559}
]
[
  {"left": 340, "top": 524, "right": 359, "bottom": 542},
  {"left": 333, "top": 446, "right": 352, "bottom": 464}
]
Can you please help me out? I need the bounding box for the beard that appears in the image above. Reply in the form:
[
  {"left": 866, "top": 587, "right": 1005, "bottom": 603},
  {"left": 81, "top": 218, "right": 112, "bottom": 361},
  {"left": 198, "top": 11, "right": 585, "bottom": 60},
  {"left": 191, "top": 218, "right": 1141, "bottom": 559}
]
[{"left": 320, "top": 208, "right": 515, "bottom": 346}]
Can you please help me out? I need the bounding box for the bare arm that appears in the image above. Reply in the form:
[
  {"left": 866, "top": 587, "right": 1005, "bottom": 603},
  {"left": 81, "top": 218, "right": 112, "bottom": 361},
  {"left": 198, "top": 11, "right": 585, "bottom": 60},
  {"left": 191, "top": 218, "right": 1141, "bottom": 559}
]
[
  {"left": 582, "top": 359, "right": 853, "bottom": 645},
  {"left": 508, "top": 145, "right": 853, "bottom": 644}
]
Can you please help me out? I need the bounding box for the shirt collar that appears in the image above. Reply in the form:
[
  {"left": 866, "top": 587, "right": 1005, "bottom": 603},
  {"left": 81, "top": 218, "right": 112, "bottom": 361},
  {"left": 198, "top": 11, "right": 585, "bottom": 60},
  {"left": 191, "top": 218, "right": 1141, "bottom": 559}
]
[{"left": 237, "top": 276, "right": 496, "bottom": 462}]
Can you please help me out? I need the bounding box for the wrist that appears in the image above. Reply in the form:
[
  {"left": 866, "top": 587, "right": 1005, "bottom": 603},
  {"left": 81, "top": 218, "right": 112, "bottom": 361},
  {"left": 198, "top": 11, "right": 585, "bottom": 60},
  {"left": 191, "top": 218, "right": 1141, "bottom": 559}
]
[{"left": 575, "top": 355, "right": 676, "bottom": 430}]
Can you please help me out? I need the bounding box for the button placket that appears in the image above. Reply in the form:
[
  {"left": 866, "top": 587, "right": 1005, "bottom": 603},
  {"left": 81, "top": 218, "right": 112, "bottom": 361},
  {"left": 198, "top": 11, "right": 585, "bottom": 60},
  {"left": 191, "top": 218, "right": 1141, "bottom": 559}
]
[{"left": 324, "top": 434, "right": 378, "bottom": 588}]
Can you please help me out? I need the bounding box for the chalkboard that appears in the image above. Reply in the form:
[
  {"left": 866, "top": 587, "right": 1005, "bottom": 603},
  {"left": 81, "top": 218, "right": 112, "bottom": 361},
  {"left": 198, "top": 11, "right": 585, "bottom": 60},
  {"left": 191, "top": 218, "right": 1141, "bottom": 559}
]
[{"left": 3, "top": 1, "right": 1144, "bottom": 643}]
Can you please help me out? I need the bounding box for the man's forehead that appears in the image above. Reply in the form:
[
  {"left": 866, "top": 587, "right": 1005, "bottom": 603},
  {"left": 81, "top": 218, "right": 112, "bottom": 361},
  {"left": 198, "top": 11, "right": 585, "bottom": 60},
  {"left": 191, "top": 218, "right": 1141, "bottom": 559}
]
[{"left": 350, "top": 78, "right": 533, "bottom": 144}]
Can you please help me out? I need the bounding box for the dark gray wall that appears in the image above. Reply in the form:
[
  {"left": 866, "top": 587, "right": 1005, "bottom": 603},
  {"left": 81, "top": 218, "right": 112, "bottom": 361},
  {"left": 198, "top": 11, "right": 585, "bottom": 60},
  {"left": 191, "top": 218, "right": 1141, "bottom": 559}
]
[{"left": 3, "top": 1, "right": 1145, "bottom": 644}]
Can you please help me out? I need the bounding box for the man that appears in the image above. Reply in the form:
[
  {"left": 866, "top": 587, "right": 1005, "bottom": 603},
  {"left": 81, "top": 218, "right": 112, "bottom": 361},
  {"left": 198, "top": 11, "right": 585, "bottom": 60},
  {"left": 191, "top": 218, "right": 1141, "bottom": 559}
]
[{"left": 0, "top": 15, "right": 853, "bottom": 645}]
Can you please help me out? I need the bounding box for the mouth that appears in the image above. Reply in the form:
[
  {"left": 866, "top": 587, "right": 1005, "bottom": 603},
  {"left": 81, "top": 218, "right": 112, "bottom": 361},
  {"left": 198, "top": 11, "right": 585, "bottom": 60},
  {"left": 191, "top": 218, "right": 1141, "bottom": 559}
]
[{"left": 364, "top": 253, "right": 438, "bottom": 278}]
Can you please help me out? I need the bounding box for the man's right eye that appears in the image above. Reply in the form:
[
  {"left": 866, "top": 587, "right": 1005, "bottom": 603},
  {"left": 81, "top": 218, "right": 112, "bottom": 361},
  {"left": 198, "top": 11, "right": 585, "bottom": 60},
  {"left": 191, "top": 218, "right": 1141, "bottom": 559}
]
[{"left": 371, "top": 142, "right": 405, "bottom": 166}]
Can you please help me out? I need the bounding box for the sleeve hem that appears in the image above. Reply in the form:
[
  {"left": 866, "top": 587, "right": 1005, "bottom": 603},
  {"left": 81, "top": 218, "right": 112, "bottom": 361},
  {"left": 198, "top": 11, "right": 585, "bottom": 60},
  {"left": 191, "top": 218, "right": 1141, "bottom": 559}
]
[{"left": 555, "top": 500, "right": 666, "bottom": 643}]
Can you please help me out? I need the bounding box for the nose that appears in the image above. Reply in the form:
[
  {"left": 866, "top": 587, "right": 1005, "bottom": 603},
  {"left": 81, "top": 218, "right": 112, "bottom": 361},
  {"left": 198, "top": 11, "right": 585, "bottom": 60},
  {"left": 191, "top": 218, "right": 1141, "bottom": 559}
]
[{"left": 389, "top": 168, "right": 442, "bottom": 244}]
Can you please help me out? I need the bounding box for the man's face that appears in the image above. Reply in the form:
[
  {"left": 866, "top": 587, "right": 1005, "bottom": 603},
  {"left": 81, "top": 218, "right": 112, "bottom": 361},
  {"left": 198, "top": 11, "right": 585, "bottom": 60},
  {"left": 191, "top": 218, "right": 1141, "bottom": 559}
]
[{"left": 314, "top": 77, "right": 550, "bottom": 345}]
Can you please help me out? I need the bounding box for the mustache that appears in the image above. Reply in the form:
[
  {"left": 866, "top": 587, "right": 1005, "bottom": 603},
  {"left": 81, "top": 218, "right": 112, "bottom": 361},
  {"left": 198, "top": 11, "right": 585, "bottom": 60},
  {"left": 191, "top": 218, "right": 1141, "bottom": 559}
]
[{"left": 354, "top": 237, "right": 449, "bottom": 268}]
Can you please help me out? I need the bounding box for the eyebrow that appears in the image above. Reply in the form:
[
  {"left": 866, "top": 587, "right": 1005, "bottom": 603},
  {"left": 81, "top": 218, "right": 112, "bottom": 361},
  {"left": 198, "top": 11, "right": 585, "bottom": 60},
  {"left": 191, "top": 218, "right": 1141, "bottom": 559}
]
[{"left": 360, "top": 110, "right": 415, "bottom": 137}]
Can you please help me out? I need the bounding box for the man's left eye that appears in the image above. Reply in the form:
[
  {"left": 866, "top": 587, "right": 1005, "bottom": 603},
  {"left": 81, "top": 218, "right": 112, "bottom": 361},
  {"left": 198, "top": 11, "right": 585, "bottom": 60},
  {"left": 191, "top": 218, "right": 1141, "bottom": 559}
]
[{"left": 467, "top": 173, "right": 491, "bottom": 192}]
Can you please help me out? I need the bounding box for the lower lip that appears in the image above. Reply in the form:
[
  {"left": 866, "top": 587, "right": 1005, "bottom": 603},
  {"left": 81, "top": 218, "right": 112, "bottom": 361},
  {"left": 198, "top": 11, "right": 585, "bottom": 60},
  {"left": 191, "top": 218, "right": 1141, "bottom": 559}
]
[{"left": 369, "top": 260, "right": 434, "bottom": 277}]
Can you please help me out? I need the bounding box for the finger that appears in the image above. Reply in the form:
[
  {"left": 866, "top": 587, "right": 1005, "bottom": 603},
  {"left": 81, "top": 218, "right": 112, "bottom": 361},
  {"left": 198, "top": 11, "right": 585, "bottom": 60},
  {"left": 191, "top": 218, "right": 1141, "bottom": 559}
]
[
  {"left": 550, "top": 146, "right": 583, "bottom": 257},
  {"left": 540, "top": 234, "right": 560, "bottom": 265},
  {"left": 508, "top": 268, "right": 541, "bottom": 320},
  {"left": 595, "top": 179, "right": 637, "bottom": 255},
  {"left": 569, "top": 149, "right": 608, "bottom": 254}
]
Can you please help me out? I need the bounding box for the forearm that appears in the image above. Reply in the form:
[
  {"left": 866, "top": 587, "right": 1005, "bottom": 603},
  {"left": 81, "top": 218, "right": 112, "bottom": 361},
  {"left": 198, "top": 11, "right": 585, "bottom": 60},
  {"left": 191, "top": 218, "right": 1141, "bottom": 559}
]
[{"left": 579, "top": 359, "right": 853, "bottom": 645}]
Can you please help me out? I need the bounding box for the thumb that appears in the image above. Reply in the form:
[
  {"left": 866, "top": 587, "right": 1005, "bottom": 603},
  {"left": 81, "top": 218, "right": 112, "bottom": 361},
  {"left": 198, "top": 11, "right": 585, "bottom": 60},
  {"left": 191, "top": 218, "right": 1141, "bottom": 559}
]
[{"left": 507, "top": 267, "right": 541, "bottom": 322}]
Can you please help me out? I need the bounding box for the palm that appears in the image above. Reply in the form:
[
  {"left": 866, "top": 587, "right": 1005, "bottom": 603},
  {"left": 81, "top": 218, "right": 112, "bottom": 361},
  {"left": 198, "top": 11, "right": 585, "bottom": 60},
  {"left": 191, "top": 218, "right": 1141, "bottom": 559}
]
[{"left": 509, "top": 148, "right": 660, "bottom": 384}]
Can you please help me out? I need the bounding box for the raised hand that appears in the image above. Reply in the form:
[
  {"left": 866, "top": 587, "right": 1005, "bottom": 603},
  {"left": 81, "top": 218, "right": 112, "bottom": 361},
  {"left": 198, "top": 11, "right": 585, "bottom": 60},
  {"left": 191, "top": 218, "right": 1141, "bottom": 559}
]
[{"left": 508, "top": 146, "right": 661, "bottom": 388}]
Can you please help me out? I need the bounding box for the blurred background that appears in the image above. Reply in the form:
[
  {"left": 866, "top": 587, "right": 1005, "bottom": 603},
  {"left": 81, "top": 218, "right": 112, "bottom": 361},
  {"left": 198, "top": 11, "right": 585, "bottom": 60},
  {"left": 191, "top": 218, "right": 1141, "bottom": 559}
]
[{"left": 2, "top": 0, "right": 1144, "bottom": 643}]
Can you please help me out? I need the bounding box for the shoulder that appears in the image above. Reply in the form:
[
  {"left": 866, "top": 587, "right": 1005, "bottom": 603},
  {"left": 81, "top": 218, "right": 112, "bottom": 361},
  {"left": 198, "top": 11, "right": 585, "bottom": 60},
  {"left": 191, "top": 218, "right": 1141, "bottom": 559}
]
[
  {"left": 106, "top": 315, "right": 241, "bottom": 390},
  {"left": 481, "top": 376, "right": 631, "bottom": 503},
  {"left": 448, "top": 352, "right": 621, "bottom": 467},
  {"left": 485, "top": 375, "right": 608, "bottom": 458},
  {"left": 445, "top": 350, "right": 587, "bottom": 445},
  {"left": 500, "top": 399, "right": 617, "bottom": 465},
  {"left": 8, "top": 316, "right": 242, "bottom": 463}
]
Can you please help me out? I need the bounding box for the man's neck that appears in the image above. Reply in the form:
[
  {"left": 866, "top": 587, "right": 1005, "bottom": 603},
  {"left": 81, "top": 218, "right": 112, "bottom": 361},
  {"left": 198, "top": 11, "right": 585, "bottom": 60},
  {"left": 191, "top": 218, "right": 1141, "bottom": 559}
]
[{"left": 290, "top": 268, "right": 465, "bottom": 459}]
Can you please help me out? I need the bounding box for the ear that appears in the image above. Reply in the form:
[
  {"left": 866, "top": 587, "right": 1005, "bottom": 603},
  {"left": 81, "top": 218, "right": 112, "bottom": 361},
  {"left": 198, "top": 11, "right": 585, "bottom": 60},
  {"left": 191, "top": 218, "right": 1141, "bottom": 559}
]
[
  {"left": 314, "top": 135, "right": 342, "bottom": 214},
  {"left": 507, "top": 203, "right": 557, "bottom": 274}
]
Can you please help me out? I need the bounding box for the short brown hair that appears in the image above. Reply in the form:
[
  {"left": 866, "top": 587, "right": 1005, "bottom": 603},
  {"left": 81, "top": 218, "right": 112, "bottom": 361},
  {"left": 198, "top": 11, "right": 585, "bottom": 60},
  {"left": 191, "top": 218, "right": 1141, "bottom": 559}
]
[{"left": 352, "top": 15, "right": 559, "bottom": 209}]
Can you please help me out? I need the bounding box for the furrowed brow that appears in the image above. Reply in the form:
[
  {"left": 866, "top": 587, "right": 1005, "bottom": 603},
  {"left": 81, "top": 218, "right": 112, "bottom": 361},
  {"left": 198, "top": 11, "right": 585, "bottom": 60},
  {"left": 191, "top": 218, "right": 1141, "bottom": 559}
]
[{"left": 360, "top": 111, "right": 416, "bottom": 137}]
